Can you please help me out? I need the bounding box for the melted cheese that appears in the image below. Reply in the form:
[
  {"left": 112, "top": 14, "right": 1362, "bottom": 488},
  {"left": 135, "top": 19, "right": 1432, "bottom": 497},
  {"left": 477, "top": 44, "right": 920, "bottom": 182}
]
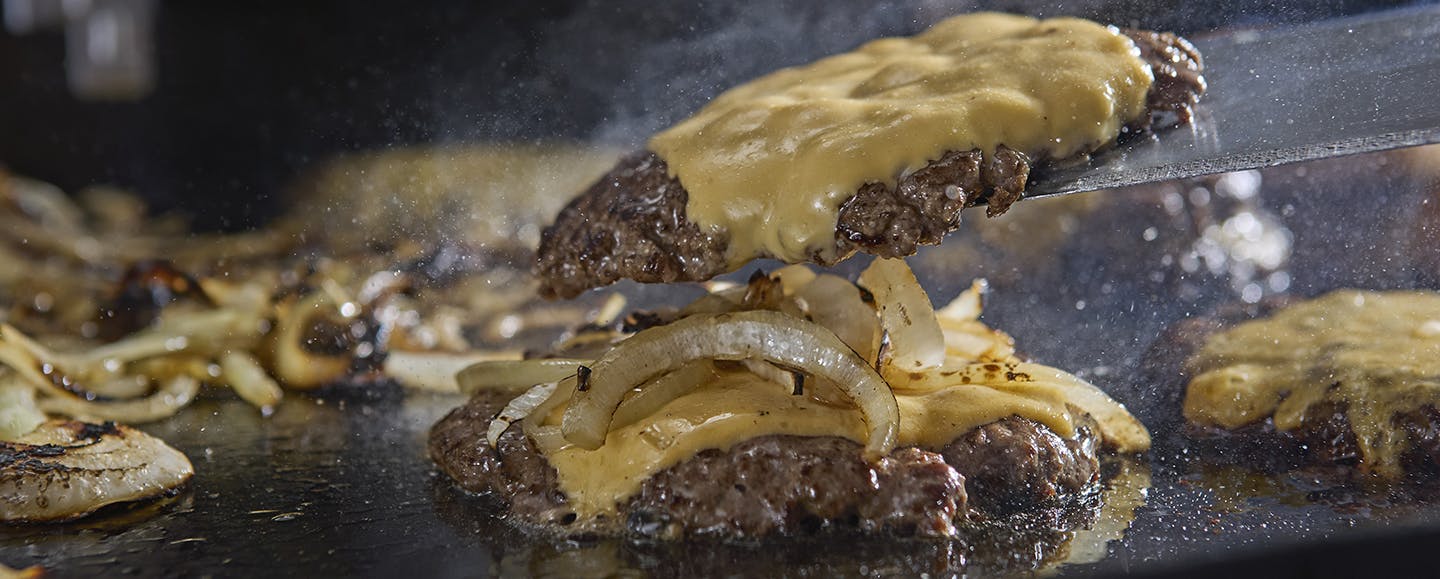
[
  {"left": 540, "top": 365, "right": 1112, "bottom": 518},
  {"left": 649, "top": 13, "right": 1154, "bottom": 267},
  {"left": 1184, "top": 290, "right": 1440, "bottom": 477}
]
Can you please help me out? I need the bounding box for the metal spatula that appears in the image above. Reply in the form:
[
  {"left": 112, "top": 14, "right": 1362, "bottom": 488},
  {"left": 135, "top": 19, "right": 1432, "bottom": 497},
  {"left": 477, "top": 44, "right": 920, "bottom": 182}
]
[{"left": 1026, "top": 4, "right": 1440, "bottom": 199}]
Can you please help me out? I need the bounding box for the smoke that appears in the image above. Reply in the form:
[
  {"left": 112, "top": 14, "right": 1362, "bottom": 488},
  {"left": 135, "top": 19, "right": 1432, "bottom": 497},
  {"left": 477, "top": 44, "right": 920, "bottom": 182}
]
[
  {"left": 523, "top": 0, "right": 919, "bottom": 147},
  {"left": 424, "top": 0, "right": 1421, "bottom": 150}
]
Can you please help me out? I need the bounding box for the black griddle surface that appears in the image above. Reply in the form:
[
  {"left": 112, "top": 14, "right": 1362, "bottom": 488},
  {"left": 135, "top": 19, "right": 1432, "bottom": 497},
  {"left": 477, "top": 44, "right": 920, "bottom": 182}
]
[{"left": 5, "top": 149, "right": 1440, "bottom": 577}]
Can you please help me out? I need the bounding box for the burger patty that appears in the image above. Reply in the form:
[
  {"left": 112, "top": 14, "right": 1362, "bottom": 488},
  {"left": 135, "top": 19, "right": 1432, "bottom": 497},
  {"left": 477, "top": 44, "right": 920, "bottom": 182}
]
[
  {"left": 1151, "top": 302, "right": 1440, "bottom": 477},
  {"left": 428, "top": 390, "right": 1102, "bottom": 539},
  {"left": 535, "top": 29, "right": 1205, "bottom": 299}
]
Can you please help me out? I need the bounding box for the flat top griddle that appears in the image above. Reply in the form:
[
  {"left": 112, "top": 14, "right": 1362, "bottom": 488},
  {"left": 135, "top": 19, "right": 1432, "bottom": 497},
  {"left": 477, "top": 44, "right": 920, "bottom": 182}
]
[{"left": 4, "top": 144, "right": 1440, "bottom": 578}]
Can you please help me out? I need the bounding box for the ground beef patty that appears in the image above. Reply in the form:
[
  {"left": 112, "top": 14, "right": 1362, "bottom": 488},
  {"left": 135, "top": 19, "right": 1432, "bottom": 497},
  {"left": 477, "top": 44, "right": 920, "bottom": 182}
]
[
  {"left": 535, "top": 29, "right": 1205, "bottom": 299},
  {"left": 428, "top": 390, "right": 1101, "bottom": 539},
  {"left": 1150, "top": 301, "right": 1440, "bottom": 478}
]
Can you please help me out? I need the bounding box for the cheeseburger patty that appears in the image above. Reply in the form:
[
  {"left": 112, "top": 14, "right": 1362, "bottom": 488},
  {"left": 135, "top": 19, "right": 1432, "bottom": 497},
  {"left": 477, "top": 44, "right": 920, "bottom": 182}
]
[
  {"left": 1151, "top": 294, "right": 1440, "bottom": 480},
  {"left": 536, "top": 29, "right": 1205, "bottom": 299},
  {"left": 429, "top": 390, "right": 1102, "bottom": 539}
]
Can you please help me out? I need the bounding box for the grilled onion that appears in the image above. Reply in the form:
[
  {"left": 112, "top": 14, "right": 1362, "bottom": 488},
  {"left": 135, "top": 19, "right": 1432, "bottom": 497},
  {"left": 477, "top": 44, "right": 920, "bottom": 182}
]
[
  {"left": 0, "top": 419, "right": 193, "bottom": 522},
  {"left": 456, "top": 358, "right": 587, "bottom": 395},
  {"left": 1010, "top": 363, "right": 1151, "bottom": 452},
  {"left": 220, "top": 351, "right": 283, "bottom": 412},
  {"left": 35, "top": 376, "right": 200, "bottom": 424},
  {"left": 383, "top": 350, "right": 523, "bottom": 393},
  {"left": 523, "top": 376, "right": 576, "bottom": 448},
  {"left": 268, "top": 292, "right": 352, "bottom": 389},
  {"left": 488, "top": 381, "right": 561, "bottom": 447},
  {"left": 858, "top": 258, "right": 946, "bottom": 372},
  {"left": 560, "top": 310, "right": 899, "bottom": 459},
  {"left": 0, "top": 375, "right": 44, "bottom": 441},
  {"left": 610, "top": 360, "right": 718, "bottom": 430},
  {"left": 796, "top": 274, "right": 880, "bottom": 363},
  {"left": 934, "top": 280, "right": 1015, "bottom": 362}
]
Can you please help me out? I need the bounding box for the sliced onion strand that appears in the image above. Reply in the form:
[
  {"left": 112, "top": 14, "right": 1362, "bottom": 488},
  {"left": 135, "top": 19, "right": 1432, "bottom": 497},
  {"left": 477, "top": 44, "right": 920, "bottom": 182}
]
[
  {"left": 560, "top": 310, "right": 899, "bottom": 459},
  {"left": 488, "top": 380, "right": 561, "bottom": 447}
]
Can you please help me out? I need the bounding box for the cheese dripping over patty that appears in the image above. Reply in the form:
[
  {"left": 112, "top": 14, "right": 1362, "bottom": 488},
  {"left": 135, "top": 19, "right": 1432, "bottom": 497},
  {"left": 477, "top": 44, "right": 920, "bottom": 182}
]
[
  {"left": 1185, "top": 290, "right": 1440, "bottom": 478},
  {"left": 649, "top": 13, "right": 1154, "bottom": 267}
]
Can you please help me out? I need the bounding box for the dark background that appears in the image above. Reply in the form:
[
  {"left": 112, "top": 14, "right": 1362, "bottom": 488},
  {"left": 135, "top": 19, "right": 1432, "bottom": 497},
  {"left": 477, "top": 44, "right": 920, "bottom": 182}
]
[{"left": 0, "top": 0, "right": 1427, "bottom": 229}]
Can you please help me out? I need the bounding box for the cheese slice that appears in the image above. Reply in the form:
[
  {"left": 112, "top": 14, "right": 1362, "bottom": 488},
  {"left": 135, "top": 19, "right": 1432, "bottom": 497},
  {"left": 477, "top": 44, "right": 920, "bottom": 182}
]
[
  {"left": 649, "top": 13, "right": 1154, "bottom": 267},
  {"left": 540, "top": 363, "right": 1125, "bottom": 518},
  {"left": 1185, "top": 290, "right": 1440, "bottom": 477}
]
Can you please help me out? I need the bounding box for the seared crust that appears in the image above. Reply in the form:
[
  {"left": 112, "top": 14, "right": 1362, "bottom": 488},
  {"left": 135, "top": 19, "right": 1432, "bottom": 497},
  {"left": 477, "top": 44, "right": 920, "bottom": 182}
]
[
  {"left": 428, "top": 390, "right": 1102, "bottom": 538},
  {"left": 1125, "top": 29, "right": 1207, "bottom": 130},
  {"left": 535, "top": 29, "right": 1206, "bottom": 299},
  {"left": 534, "top": 152, "right": 730, "bottom": 301},
  {"left": 941, "top": 416, "right": 1100, "bottom": 515}
]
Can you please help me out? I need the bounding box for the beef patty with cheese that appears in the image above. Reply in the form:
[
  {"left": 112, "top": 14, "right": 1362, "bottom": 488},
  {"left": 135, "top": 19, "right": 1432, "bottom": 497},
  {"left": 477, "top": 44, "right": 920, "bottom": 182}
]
[
  {"left": 1165, "top": 290, "right": 1440, "bottom": 480},
  {"left": 536, "top": 14, "right": 1205, "bottom": 299},
  {"left": 430, "top": 259, "right": 1149, "bottom": 538}
]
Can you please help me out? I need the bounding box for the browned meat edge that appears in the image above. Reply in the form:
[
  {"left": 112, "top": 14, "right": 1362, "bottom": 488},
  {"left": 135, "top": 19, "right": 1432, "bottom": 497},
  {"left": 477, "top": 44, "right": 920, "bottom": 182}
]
[
  {"left": 1150, "top": 300, "right": 1440, "bottom": 479},
  {"left": 428, "top": 390, "right": 1101, "bottom": 539},
  {"left": 535, "top": 29, "right": 1206, "bottom": 299}
]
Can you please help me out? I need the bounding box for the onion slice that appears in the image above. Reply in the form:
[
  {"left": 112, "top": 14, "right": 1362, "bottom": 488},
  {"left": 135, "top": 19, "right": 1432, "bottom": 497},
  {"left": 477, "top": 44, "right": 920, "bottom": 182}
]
[
  {"left": 268, "top": 292, "right": 352, "bottom": 390},
  {"left": 456, "top": 358, "right": 587, "bottom": 395},
  {"left": 488, "top": 381, "right": 561, "bottom": 447},
  {"left": 796, "top": 274, "right": 880, "bottom": 363},
  {"left": 522, "top": 376, "right": 576, "bottom": 447},
  {"left": 610, "top": 360, "right": 717, "bottom": 430},
  {"left": 934, "top": 279, "right": 1015, "bottom": 362},
  {"left": 220, "top": 351, "right": 283, "bottom": 412},
  {"left": 1011, "top": 363, "right": 1151, "bottom": 453},
  {"left": 384, "top": 350, "right": 523, "bottom": 393},
  {"left": 36, "top": 375, "right": 200, "bottom": 424},
  {"left": 560, "top": 310, "right": 899, "bottom": 459},
  {"left": 0, "top": 376, "right": 45, "bottom": 441},
  {"left": 858, "top": 258, "right": 946, "bottom": 372}
]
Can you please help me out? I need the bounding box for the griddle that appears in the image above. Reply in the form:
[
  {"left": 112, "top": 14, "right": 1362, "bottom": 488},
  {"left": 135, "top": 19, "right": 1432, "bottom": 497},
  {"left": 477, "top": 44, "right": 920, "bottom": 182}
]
[
  {"left": 5, "top": 2, "right": 1440, "bottom": 577},
  {"left": 3, "top": 146, "right": 1439, "bottom": 577}
]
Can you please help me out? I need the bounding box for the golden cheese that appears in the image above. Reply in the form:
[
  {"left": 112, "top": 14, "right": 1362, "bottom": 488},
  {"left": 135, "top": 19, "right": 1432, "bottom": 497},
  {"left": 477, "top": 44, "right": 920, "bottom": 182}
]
[
  {"left": 540, "top": 364, "right": 1116, "bottom": 518},
  {"left": 649, "top": 13, "right": 1154, "bottom": 267},
  {"left": 1184, "top": 290, "right": 1440, "bottom": 477}
]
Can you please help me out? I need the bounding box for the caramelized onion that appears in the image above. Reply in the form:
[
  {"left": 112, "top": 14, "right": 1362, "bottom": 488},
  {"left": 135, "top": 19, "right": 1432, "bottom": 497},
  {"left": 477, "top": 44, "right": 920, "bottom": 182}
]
[
  {"left": 268, "top": 292, "right": 351, "bottom": 390},
  {"left": 220, "top": 351, "right": 283, "bottom": 412},
  {"left": 36, "top": 376, "right": 199, "bottom": 424},
  {"left": 560, "top": 310, "right": 898, "bottom": 459}
]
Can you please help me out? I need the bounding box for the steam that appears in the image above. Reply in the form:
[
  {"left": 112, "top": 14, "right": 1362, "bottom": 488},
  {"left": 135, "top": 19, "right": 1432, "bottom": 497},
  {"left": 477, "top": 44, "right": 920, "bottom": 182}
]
[{"left": 532, "top": 0, "right": 917, "bottom": 147}]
